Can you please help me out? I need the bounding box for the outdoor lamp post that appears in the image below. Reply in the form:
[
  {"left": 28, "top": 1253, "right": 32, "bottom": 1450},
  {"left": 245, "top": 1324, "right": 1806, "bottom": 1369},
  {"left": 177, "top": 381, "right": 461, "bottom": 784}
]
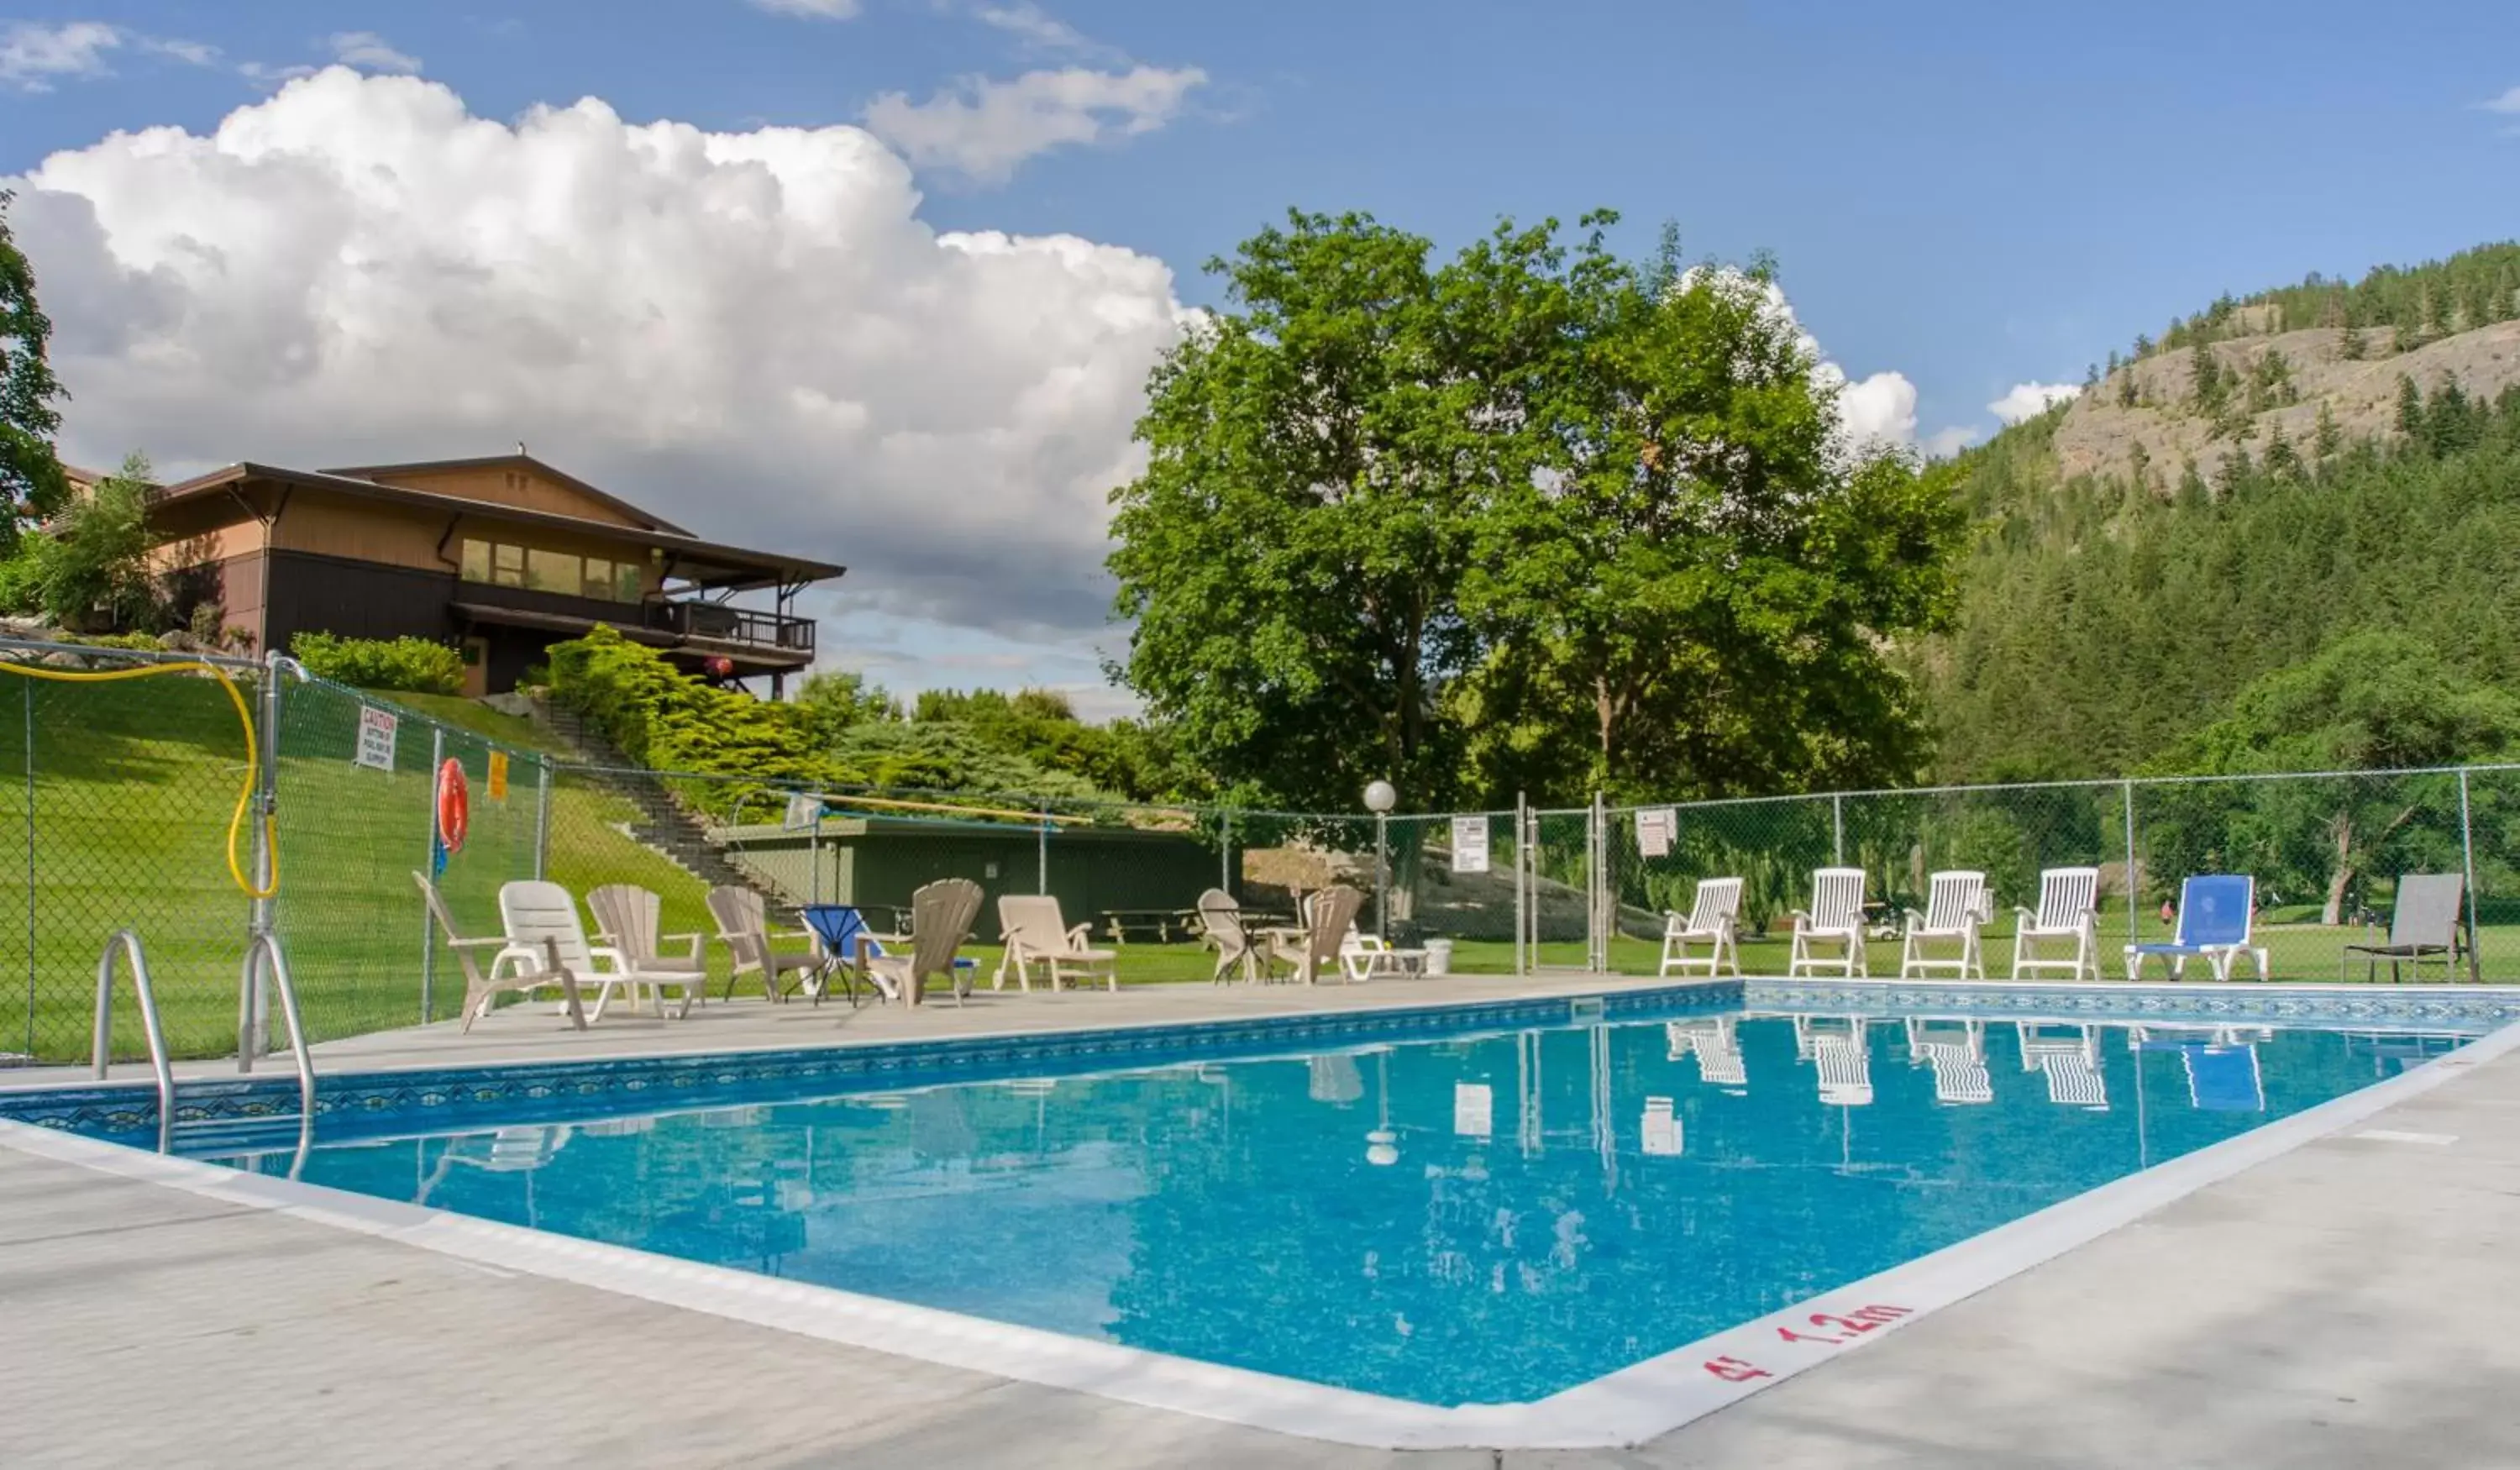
[{"left": 1364, "top": 780, "right": 1397, "bottom": 940}]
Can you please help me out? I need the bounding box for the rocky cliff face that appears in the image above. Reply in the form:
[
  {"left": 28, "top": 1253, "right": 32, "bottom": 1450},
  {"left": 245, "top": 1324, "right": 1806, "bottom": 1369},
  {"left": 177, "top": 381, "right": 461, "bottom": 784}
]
[{"left": 2050, "top": 319, "right": 2520, "bottom": 486}]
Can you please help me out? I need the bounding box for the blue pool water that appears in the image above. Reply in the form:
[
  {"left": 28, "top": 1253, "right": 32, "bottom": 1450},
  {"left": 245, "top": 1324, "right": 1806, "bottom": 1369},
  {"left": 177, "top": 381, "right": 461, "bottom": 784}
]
[{"left": 199, "top": 1010, "right": 2461, "bottom": 1406}]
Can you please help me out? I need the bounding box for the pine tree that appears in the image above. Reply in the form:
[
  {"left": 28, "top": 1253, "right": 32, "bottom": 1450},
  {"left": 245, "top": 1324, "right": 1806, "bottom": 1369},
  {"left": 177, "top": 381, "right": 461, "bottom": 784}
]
[
  {"left": 2083, "top": 362, "right": 2100, "bottom": 391},
  {"left": 2188, "top": 343, "right": 2223, "bottom": 409},
  {"left": 2262, "top": 425, "right": 2301, "bottom": 480},
  {"left": 2117, "top": 369, "right": 2139, "bottom": 409},
  {"left": 2176, "top": 456, "right": 2210, "bottom": 509},
  {"left": 2313, "top": 400, "right": 2343, "bottom": 459},
  {"left": 2128, "top": 440, "right": 2152, "bottom": 492},
  {"left": 2391, "top": 321, "right": 2416, "bottom": 354},
  {"left": 2339, "top": 323, "right": 2366, "bottom": 360},
  {"left": 2394, "top": 375, "right": 2425, "bottom": 438}
]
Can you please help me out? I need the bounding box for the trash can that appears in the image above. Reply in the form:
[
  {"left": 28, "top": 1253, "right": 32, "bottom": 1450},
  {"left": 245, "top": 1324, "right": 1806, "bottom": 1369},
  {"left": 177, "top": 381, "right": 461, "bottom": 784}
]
[{"left": 1423, "top": 938, "right": 1454, "bottom": 976}]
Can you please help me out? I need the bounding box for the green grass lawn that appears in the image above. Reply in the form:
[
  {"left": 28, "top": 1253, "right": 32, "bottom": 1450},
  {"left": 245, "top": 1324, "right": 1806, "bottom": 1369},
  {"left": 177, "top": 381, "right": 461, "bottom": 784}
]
[{"left": 2, "top": 674, "right": 2503, "bottom": 1066}]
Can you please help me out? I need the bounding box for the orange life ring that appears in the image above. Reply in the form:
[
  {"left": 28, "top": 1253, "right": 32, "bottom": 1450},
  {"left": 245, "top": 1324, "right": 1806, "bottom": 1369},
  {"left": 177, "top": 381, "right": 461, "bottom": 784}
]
[{"left": 436, "top": 758, "right": 470, "bottom": 854}]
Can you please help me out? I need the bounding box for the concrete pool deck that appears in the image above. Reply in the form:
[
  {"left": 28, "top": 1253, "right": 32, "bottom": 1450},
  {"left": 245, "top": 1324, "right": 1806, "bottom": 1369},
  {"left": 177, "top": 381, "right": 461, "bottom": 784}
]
[{"left": 4, "top": 982, "right": 2518, "bottom": 1466}]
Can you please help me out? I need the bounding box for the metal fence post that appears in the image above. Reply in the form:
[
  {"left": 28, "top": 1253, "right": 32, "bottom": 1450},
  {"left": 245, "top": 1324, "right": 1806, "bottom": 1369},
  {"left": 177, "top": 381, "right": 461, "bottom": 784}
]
[
  {"left": 420, "top": 726, "right": 443, "bottom": 1024},
  {"left": 1831, "top": 792, "right": 1845, "bottom": 867},
  {"left": 1514, "top": 792, "right": 1527, "bottom": 979},
  {"left": 1590, "top": 791, "right": 1607, "bottom": 973},
  {"left": 22, "top": 679, "right": 35, "bottom": 1063},
  {"left": 1374, "top": 810, "right": 1390, "bottom": 941},
  {"left": 241, "top": 653, "right": 284, "bottom": 1068},
  {"left": 2121, "top": 778, "right": 2139, "bottom": 953},
  {"left": 1220, "top": 809, "right": 1232, "bottom": 897},
  {"left": 2459, "top": 768, "right": 2482, "bottom": 982},
  {"left": 1037, "top": 806, "right": 1049, "bottom": 895},
  {"left": 533, "top": 757, "right": 553, "bottom": 881}
]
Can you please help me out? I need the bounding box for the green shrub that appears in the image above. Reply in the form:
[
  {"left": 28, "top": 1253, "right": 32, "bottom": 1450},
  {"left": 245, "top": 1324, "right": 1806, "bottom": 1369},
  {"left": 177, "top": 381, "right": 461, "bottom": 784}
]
[{"left": 291, "top": 633, "right": 465, "bottom": 695}]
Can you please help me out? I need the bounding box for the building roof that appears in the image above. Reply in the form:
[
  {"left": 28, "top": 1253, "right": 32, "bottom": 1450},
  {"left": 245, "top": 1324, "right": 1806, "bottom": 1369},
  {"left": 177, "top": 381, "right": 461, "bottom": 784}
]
[
  {"left": 150, "top": 459, "right": 843, "bottom": 591},
  {"left": 318, "top": 452, "right": 695, "bottom": 537}
]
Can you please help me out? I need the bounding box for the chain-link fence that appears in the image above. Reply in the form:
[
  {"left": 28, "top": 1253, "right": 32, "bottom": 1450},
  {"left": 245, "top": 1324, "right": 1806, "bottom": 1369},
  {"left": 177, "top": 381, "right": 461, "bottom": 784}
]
[{"left": 11, "top": 632, "right": 2520, "bottom": 1069}]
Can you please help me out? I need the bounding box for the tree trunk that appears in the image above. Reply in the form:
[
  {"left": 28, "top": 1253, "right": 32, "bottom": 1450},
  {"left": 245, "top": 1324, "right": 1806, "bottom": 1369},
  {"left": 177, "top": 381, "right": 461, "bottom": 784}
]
[{"left": 2322, "top": 808, "right": 2353, "bottom": 927}]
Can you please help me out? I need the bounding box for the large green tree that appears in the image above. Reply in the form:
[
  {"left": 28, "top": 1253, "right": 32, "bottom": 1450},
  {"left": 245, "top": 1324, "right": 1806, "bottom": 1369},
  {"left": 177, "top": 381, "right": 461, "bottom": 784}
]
[
  {"left": 1109, "top": 211, "right": 1569, "bottom": 811},
  {"left": 0, "top": 452, "right": 159, "bottom": 630},
  {"left": 1465, "top": 242, "right": 1966, "bottom": 801},
  {"left": 0, "top": 189, "right": 71, "bottom": 553}
]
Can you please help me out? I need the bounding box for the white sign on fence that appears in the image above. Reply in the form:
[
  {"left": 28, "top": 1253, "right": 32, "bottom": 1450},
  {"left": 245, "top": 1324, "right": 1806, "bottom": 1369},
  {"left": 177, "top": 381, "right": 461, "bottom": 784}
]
[
  {"left": 353, "top": 706, "right": 398, "bottom": 772},
  {"left": 1451, "top": 814, "right": 1490, "bottom": 874},
  {"left": 1636, "top": 806, "right": 1677, "bottom": 858},
  {"left": 783, "top": 792, "right": 824, "bottom": 832}
]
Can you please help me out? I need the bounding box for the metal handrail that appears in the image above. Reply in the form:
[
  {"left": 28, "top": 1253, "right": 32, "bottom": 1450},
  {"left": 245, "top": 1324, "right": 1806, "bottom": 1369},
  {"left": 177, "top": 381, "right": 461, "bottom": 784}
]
[
  {"left": 238, "top": 931, "right": 318, "bottom": 1127},
  {"left": 93, "top": 929, "right": 176, "bottom": 1152}
]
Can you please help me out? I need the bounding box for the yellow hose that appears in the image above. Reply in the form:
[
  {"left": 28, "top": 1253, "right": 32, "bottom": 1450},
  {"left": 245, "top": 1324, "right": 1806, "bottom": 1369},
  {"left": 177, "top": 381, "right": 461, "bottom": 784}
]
[{"left": 0, "top": 655, "right": 278, "bottom": 899}]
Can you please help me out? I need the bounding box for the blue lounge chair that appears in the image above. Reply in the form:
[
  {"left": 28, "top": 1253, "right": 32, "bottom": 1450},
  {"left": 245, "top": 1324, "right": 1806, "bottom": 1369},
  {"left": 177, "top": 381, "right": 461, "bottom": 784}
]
[
  {"left": 2181, "top": 1038, "right": 2265, "bottom": 1111},
  {"left": 2124, "top": 874, "right": 2269, "bottom": 981}
]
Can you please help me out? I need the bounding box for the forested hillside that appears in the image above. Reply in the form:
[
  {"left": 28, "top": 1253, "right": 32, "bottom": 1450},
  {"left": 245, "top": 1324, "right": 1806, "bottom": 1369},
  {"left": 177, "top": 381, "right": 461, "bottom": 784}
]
[{"left": 1918, "top": 243, "right": 2520, "bottom": 783}]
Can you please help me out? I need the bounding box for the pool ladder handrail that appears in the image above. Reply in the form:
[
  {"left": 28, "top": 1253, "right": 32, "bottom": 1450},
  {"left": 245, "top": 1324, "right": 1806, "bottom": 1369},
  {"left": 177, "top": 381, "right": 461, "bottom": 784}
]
[{"left": 94, "top": 929, "right": 318, "bottom": 1159}]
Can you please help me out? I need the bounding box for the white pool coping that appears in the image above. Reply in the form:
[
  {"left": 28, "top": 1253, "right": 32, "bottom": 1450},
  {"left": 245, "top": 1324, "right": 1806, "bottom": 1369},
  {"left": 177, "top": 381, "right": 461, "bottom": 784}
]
[{"left": 7, "top": 1007, "right": 2517, "bottom": 1451}]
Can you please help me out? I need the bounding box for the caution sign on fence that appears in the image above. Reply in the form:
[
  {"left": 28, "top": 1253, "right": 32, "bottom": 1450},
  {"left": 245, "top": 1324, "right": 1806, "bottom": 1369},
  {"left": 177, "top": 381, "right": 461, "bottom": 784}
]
[
  {"left": 1451, "top": 814, "right": 1490, "bottom": 874},
  {"left": 1636, "top": 806, "right": 1677, "bottom": 857},
  {"left": 354, "top": 705, "right": 398, "bottom": 772},
  {"left": 487, "top": 750, "right": 509, "bottom": 801}
]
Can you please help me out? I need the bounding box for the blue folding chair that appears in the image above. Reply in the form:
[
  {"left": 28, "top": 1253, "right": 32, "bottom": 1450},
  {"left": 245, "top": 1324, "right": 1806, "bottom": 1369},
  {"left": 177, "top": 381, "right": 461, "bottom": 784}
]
[
  {"left": 798, "top": 905, "right": 885, "bottom": 1008},
  {"left": 2124, "top": 874, "right": 2270, "bottom": 981}
]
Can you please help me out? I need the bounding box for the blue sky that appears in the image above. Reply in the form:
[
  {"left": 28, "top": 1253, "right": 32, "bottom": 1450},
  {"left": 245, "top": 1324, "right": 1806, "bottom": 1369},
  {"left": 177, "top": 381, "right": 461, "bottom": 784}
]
[{"left": 4, "top": 0, "right": 2517, "bottom": 705}]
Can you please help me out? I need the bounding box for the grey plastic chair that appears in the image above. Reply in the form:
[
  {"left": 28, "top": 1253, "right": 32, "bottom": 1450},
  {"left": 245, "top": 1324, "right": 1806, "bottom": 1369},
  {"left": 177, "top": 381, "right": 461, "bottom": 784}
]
[
  {"left": 1197, "top": 888, "right": 1260, "bottom": 984},
  {"left": 2342, "top": 874, "right": 2469, "bottom": 983}
]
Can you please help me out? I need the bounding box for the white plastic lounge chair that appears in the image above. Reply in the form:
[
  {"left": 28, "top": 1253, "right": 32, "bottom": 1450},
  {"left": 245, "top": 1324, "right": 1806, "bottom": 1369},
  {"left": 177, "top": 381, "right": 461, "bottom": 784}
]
[
  {"left": 1666, "top": 1016, "right": 1748, "bottom": 1089},
  {"left": 415, "top": 873, "right": 587, "bottom": 1033},
  {"left": 1658, "top": 878, "right": 1744, "bottom": 977},
  {"left": 707, "top": 885, "right": 822, "bottom": 1001},
  {"left": 1641, "top": 1096, "right": 1683, "bottom": 1157},
  {"left": 1793, "top": 1015, "right": 1873, "bottom": 1106},
  {"left": 2017, "top": 1023, "right": 2108, "bottom": 1109},
  {"left": 1899, "top": 871, "right": 1989, "bottom": 979},
  {"left": 858, "top": 878, "right": 983, "bottom": 1007},
  {"left": 497, "top": 880, "right": 633, "bottom": 1023},
  {"left": 2341, "top": 874, "right": 2468, "bottom": 983},
  {"left": 1287, "top": 885, "right": 1367, "bottom": 985},
  {"left": 585, "top": 884, "right": 710, "bottom": 1019},
  {"left": 2125, "top": 874, "right": 2269, "bottom": 981},
  {"left": 1904, "top": 1017, "right": 1993, "bottom": 1104},
  {"left": 2012, "top": 867, "right": 2102, "bottom": 982},
  {"left": 1197, "top": 888, "right": 1262, "bottom": 984},
  {"left": 1453, "top": 1081, "right": 1494, "bottom": 1138},
  {"left": 1788, "top": 869, "right": 1870, "bottom": 977},
  {"left": 993, "top": 894, "right": 1118, "bottom": 992}
]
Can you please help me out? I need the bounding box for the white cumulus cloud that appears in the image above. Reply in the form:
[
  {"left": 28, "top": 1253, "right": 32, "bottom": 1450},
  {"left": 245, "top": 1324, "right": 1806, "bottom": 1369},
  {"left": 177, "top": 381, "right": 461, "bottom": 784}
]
[
  {"left": 749, "top": 0, "right": 863, "bottom": 18},
  {"left": 2, "top": 20, "right": 125, "bottom": 90},
  {"left": 10, "top": 68, "right": 1194, "bottom": 656},
  {"left": 327, "top": 31, "right": 422, "bottom": 75},
  {"left": 2482, "top": 85, "right": 2520, "bottom": 114},
  {"left": 1988, "top": 381, "right": 2081, "bottom": 423},
  {"left": 863, "top": 65, "right": 1206, "bottom": 183},
  {"left": 1680, "top": 266, "right": 1940, "bottom": 457}
]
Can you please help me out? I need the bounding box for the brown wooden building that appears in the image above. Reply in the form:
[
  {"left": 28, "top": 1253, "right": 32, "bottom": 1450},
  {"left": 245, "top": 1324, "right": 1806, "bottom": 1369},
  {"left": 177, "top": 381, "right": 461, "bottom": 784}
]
[{"left": 147, "top": 453, "right": 841, "bottom": 696}]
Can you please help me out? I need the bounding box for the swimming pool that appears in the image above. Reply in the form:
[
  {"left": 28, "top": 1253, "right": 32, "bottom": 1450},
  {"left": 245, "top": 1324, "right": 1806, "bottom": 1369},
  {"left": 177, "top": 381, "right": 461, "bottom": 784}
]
[{"left": 97, "top": 990, "right": 2483, "bottom": 1411}]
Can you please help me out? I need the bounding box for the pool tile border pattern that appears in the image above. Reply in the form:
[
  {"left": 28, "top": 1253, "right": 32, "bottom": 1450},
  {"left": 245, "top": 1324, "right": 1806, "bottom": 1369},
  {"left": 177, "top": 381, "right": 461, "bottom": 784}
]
[{"left": 9, "top": 1001, "right": 2516, "bottom": 1450}]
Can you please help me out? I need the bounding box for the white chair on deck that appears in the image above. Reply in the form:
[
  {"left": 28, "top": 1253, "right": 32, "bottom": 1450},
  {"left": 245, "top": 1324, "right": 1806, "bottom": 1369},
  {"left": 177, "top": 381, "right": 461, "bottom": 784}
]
[
  {"left": 2012, "top": 867, "right": 2102, "bottom": 981},
  {"left": 585, "top": 884, "right": 710, "bottom": 1019},
  {"left": 1658, "top": 878, "right": 1744, "bottom": 977},
  {"left": 498, "top": 880, "right": 633, "bottom": 1022},
  {"left": 1904, "top": 1017, "right": 1993, "bottom": 1104},
  {"left": 1899, "top": 871, "right": 1989, "bottom": 979},
  {"left": 1788, "top": 869, "right": 1870, "bottom": 978},
  {"left": 416, "top": 873, "right": 587, "bottom": 1033},
  {"left": 994, "top": 895, "right": 1118, "bottom": 992}
]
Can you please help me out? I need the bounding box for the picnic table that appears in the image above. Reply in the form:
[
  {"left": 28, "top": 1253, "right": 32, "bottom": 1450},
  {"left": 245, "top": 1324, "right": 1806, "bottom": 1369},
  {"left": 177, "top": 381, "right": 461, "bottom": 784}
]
[{"left": 1099, "top": 908, "right": 1200, "bottom": 944}]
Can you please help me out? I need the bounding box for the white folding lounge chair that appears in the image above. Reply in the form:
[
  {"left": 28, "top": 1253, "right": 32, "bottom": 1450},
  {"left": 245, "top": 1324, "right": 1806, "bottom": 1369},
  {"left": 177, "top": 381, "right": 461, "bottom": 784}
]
[
  {"left": 707, "top": 885, "right": 822, "bottom": 1001},
  {"left": 993, "top": 894, "right": 1118, "bottom": 992},
  {"left": 415, "top": 872, "right": 588, "bottom": 1033},
  {"left": 1788, "top": 869, "right": 1870, "bottom": 977},
  {"left": 2012, "top": 867, "right": 2102, "bottom": 981},
  {"left": 498, "top": 880, "right": 633, "bottom": 1023},
  {"left": 1197, "top": 888, "right": 1262, "bottom": 984},
  {"left": 1793, "top": 1015, "right": 1873, "bottom": 1106},
  {"left": 2017, "top": 1023, "right": 2108, "bottom": 1109},
  {"left": 1903, "top": 1017, "right": 1993, "bottom": 1105},
  {"left": 861, "top": 878, "right": 984, "bottom": 1007},
  {"left": 585, "top": 884, "right": 710, "bottom": 1019},
  {"left": 1658, "top": 878, "right": 1745, "bottom": 977},
  {"left": 1666, "top": 1016, "right": 1749, "bottom": 1089},
  {"left": 1899, "top": 871, "right": 1989, "bottom": 979},
  {"left": 2125, "top": 875, "right": 2268, "bottom": 981}
]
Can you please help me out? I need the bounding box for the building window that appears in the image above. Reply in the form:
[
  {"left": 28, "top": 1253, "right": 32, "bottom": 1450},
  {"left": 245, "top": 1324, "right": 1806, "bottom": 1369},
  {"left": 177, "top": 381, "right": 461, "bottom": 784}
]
[
  {"left": 491, "top": 543, "right": 524, "bottom": 587},
  {"left": 461, "top": 539, "right": 491, "bottom": 583},
  {"left": 613, "top": 562, "right": 643, "bottom": 601},
  {"left": 583, "top": 557, "right": 612, "bottom": 600},
  {"left": 524, "top": 548, "right": 579, "bottom": 594}
]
